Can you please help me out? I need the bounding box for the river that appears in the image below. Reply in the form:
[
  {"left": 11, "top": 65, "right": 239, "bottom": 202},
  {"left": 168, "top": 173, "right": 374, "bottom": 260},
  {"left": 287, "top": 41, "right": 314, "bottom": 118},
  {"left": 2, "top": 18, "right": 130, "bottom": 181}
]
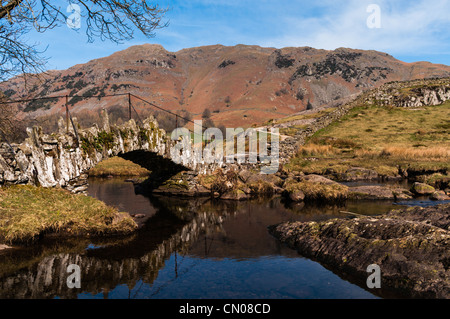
[{"left": 0, "top": 177, "right": 439, "bottom": 299}]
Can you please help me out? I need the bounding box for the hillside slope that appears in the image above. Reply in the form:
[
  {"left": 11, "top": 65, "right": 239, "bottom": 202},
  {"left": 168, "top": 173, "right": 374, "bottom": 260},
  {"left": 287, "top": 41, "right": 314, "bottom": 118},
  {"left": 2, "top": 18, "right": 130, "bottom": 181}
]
[{"left": 2, "top": 44, "right": 450, "bottom": 127}]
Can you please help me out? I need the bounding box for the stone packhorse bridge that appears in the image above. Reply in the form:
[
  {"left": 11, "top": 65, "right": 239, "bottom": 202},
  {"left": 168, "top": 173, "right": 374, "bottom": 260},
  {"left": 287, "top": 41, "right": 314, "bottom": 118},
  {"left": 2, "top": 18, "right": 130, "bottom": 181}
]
[
  {"left": 0, "top": 110, "right": 217, "bottom": 190},
  {"left": 0, "top": 89, "right": 366, "bottom": 191}
]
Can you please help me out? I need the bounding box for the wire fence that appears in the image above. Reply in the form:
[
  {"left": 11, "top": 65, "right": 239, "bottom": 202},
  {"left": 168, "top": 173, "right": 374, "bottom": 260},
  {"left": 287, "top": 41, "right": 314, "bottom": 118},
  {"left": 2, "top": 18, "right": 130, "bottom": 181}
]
[{"left": 0, "top": 92, "right": 208, "bottom": 153}]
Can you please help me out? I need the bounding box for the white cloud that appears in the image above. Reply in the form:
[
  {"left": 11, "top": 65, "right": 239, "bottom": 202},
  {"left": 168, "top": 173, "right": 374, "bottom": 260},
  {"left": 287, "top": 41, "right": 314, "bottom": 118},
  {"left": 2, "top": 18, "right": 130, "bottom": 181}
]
[{"left": 261, "top": 0, "right": 450, "bottom": 56}]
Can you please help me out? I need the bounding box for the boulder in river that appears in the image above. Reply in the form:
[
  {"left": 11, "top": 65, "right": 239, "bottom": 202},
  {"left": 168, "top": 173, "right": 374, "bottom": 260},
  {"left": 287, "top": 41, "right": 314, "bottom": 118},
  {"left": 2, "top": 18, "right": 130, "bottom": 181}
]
[
  {"left": 410, "top": 182, "right": 435, "bottom": 196},
  {"left": 288, "top": 189, "right": 305, "bottom": 202},
  {"left": 283, "top": 175, "right": 348, "bottom": 202},
  {"left": 221, "top": 189, "right": 249, "bottom": 201}
]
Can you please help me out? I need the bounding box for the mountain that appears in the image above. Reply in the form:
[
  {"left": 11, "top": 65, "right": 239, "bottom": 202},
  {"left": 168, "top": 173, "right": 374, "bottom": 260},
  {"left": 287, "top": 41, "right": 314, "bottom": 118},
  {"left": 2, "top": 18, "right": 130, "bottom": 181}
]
[{"left": 2, "top": 43, "right": 450, "bottom": 128}]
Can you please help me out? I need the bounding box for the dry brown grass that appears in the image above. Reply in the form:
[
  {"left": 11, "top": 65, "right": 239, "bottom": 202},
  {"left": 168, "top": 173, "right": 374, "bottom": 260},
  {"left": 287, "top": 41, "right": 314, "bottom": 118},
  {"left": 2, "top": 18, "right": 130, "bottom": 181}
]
[
  {"left": 353, "top": 146, "right": 449, "bottom": 160},
  {"left": 297, "top": 144, "right": 336, "bottom": 156},
  {"left": 379, "top": 146, "right": 450, "bottom": 160}
]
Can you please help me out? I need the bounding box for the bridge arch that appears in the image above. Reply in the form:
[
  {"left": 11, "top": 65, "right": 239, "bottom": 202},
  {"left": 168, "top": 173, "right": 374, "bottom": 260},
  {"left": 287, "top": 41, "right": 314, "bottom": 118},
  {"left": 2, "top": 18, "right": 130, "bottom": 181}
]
[{"left": 0, "top": 110, "right": 209, "bottom": 189}]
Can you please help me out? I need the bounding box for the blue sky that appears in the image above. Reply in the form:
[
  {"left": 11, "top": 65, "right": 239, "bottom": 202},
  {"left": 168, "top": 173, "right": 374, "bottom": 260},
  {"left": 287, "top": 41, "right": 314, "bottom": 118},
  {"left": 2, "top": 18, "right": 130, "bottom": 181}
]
[{"left": 28, "top": 0, "right": 450, "bottom": 70}]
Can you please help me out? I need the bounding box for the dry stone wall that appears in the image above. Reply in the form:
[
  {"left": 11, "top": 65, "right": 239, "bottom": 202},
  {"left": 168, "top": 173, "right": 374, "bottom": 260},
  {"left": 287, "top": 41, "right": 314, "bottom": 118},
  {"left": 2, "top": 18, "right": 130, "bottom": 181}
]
[
  {"left": 0, "top": 110, "right": 214, "bottom": 189},
  {"left": 365, "top": 77, "right": 450, "bottom": 108}
]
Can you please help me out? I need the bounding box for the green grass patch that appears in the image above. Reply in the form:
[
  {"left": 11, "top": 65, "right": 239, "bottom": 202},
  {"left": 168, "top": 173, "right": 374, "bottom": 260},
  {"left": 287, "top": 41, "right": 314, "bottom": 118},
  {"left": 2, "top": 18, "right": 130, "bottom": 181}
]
[
  {"left": 265, "top": 107, "right": 337, "bottom": 126},
  {"left": 88, "top": 157, "right": 150, "bottom": 177},
  {"left": 0, "top": 185, "right": 137, "bottom": 244}
]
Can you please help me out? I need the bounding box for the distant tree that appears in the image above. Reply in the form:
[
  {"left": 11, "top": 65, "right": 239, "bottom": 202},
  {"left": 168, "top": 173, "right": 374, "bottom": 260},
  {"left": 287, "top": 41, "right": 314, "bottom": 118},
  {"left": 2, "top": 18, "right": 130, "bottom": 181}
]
[
  {"left": 200, "top": 108, "right": 215, "bottom": 131},
  {"left": 0, "top": 92, "right": 31, "bottom": 142},
  {"left": 0, "top": 0, "right": 168, "bottom": 82},
  {"left": 177, "top": 109, "right": 192, "bottom": 127},
  {"left": 306, "top": 100, "right": 314, "bottom": 110},
  {"left": 203, "top": 117, "right": 215, "bottom": 131},
  {"left": 202, "top": 108, "right": 211, "bottom": 119}
]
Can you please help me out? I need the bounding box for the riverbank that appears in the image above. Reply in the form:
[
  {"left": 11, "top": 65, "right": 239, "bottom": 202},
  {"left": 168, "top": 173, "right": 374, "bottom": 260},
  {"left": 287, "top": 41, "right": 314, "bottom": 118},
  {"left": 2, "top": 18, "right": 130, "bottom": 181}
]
[
  {"left": 138, "top": 165, "right": 449, "bottom": 204},
  {"left": 0, "top": 185, "right": 137, "bottom": 246},
  {"left": 269, "top": 203, "right": 450, "bottom": 298}
]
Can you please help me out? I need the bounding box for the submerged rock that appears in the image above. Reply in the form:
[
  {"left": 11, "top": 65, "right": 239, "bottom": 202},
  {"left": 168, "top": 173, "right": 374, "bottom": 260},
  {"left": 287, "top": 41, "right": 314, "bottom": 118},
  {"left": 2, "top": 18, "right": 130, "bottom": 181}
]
[
  {"left": 430, "top": 191, "right": 450, "bottom": 201},
  {"left": 269, "top": 203, "right": 450, "bottom": 298},
  {"left": 288, "top": 189, "right": 305, "bottom": 202},
  {"left": 348, "top": 185, "right": 412, "bottom": 200}
]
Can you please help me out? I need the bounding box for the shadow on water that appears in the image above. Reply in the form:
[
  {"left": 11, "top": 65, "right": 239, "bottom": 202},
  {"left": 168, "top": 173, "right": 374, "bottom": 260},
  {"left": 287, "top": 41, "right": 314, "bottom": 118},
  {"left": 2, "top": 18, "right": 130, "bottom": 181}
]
[
  {"left": 0, "top": 177, "right": 422, "bottom": 299},
  {"left": 119, "top": 150, "right": 188, "bottom": 191}
]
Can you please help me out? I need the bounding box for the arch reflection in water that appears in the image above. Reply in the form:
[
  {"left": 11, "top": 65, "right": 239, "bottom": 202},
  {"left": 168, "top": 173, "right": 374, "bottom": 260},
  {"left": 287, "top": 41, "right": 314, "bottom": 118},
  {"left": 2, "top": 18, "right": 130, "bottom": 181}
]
[{"left": 1, "top": 178, "right": 401, "bottom": 299}]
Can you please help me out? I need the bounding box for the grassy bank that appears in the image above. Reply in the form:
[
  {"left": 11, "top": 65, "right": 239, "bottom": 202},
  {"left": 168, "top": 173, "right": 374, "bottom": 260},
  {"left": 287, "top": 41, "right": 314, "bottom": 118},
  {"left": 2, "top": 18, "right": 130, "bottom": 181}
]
[
  {"left": 285, "top": 102, "right": 450, "bottom": 177},
  {"left": 88, "top": 156, "right": 150, "bottom": 177},
  {"left": 0, "top": 185, "right": 137, "bottom": 244}
]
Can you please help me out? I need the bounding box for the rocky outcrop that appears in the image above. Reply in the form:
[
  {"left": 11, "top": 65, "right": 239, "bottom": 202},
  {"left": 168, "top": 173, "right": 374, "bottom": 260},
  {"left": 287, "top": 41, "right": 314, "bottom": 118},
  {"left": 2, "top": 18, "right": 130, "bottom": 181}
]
[
  {"left": 269, "top": 204, "right": 450, "bottom": 298},
  {"left": 193, "top": 167, "right": 283, "bottom": 200},
  {"left": 149, "top": 171, "right": 211, "bottom": 197},
  {"left": 332, "top": 167, "right": 380, "bottom": 182},
  {"left": 366, "top": 78, "right": 450, "bottom": 108},
  {"left": 283, "top": 174, "right": 349, "bottom": 202}
]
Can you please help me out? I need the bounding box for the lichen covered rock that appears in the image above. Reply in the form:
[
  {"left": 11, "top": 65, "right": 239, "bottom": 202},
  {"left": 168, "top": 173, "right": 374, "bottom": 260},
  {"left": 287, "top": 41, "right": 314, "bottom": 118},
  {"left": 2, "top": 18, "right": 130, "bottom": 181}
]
[
  {"left": 283, "top": 175, "right": 348, "bottom": 202},
  {"left": 411, "top": 182, "right": 436, "bottom": 196}
]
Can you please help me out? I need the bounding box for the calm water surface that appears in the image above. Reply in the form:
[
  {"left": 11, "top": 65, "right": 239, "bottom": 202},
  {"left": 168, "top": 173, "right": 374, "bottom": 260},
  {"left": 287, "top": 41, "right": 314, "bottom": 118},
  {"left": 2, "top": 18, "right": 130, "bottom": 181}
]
[{"left": 0, "top": 177, "right": 421, "bottom": 299}]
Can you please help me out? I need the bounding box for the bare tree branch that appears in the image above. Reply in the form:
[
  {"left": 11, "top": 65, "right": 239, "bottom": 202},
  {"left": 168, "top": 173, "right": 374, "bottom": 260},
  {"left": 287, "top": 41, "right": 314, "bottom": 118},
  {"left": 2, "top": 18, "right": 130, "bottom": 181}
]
[{"left": 0, "top": 0, "right": 169, "bottom": 81}]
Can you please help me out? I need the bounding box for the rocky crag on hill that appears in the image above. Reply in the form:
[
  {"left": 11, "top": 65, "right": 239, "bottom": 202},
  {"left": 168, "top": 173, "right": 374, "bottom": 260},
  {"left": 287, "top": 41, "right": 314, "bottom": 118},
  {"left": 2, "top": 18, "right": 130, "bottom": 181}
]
[
  {"left": 2, "top": 44, "right": 450, "bottom": 128},
  {"left": 365, "top": 77, "right": 450, "bottom": 108}
]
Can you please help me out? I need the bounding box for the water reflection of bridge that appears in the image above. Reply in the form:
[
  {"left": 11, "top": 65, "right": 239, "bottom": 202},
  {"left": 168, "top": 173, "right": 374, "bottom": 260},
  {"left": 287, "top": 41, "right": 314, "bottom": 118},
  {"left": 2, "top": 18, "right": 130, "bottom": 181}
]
[
  {"left": 0, "top": 188, "right": 389, "bottom": 299},
  {"left": 0, "top": 196, "right": 232, "bottom": 299}
]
